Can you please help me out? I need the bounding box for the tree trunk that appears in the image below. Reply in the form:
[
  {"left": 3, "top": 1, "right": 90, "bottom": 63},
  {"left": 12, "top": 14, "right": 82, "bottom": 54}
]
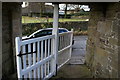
[{"left": 64, "top": 4, "right": 67, "bottom": 18}]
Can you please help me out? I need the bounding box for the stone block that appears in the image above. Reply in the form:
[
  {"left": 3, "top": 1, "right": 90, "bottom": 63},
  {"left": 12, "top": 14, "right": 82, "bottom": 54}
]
[
  {"left": 94, "top": 62, "right": 104, "bottom": 77},
  {"left": 97, "top": 20, "right": 112, "bottom": 35},
  {"left": 2, "top": 42, "right": 11, "bottom": 53},
  {"left": 95, "top": 47, "right": 109, "bottom": 63},
  {"left": 112, "top": 20, "right": 119, "bottom": 34},
  {"left": 105, "top": 46, "right": 115, "bottom": 53},
  {"left": 112, "top": 69, "right": 118, "bottom": 78},
  {"left": 110, "top": 60, "right": 118, "bottom": 70},
  {"left": 105, "top": 20, "right": 112, "bottom": 34},
  {"left": 2, "top": 59, "right": 14, "bottom": 78},
  {"left": 97, "top": 21, "right": 105, "bottom": 33},
  {"left": 116, "top": 12, "right": 120, "bottom": 19},
  {"left": 2, "top": 52, "right": 12, "bottom": 64},
  {"left": 106, "top": 3, "right": 120, "bottom": 11},
  {"left": 108, "top": 53, "right": 118, "bottom": 69},
  {"left": 106, "top": 10, "right": 116, "bottom": 19},
  {"left": 109, "top": 38, "right": 118, "bottom": 46},
  {"left": 96, "top": 47, "right": 108, "bottom": 56},
  {"left": 86, "top": 45, "right": 95, "bottom": 66}
]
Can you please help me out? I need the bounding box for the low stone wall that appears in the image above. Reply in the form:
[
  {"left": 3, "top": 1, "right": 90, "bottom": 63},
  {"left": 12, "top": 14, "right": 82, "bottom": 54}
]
[
  {"left": 86, "top": 3, "right": 119, "bottom": 78},
  {"left": 22, "top": 21, "right": 88, "bottom": 36}
]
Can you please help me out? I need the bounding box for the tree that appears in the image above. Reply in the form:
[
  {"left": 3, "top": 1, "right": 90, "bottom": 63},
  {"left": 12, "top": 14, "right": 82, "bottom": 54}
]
[
  {"left": 61, "top": 4, "right": 82, "bottom": 18},
  {"left": 64, "top": 4, "right": 68, "bottom": 18},
  {"left": 38, "top": 3, "right": 45, "bottom": 17}
]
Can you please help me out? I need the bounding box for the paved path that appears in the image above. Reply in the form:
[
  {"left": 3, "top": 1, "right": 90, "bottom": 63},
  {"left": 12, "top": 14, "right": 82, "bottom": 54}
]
[
  {"left": 70, "top": 35, "right": 88, "bottom": 64},
  {"left": 51, "top": 36, "right": 92, "bottom": 79}
]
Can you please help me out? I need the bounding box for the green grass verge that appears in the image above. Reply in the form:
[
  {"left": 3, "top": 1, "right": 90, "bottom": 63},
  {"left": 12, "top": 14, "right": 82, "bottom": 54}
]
[{"left": 22, "top": 16, "right": 89, "bottom": 23}]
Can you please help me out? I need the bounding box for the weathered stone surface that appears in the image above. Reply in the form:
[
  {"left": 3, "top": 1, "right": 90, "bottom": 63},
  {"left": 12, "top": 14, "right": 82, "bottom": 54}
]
[
  {"left": 86, "top": 2, "right": 119, "bottom": 78},
  {"left": 116, "top": 12, "right": 120, "bottom": 19},
  {"left": 97, "top": 20, "right": 112, "bottom": 35},
  {"left": 109, "top": 38, "right": 118, "bottom": 46},
  {"left": 51, "top": 64, "right": 92, "bottom": 78},
  {"left": 112, "top": 20, "right": 119, "bottom": 33},
  {"left": 112, "top": 69, "right": 118, "bottom": 78},
  {"left": 2, "top": 59, "right": 14, "bottom": 78},
  {"left": 2, "top": 3, "right": 22, "bottom": 78}
]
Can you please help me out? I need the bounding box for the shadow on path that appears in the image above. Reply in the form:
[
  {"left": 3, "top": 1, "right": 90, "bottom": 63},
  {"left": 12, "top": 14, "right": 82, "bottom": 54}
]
[{"left": 51, "top": 64, "right": 92, "bottom": 79}]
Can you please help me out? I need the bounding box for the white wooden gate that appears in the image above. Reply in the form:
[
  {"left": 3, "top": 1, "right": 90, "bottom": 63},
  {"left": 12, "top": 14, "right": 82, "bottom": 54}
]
[
  {"left": 15, "top": 30, "right": 73, "bottom": 79},
  {"left": 58, "top": 30, "right": 73, "bottom": 69}
]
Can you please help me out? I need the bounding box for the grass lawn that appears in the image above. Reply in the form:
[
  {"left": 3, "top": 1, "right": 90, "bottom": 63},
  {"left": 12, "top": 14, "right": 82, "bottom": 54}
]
[{"left": 22, "top": 16, "right": 89, "bottom": 23}]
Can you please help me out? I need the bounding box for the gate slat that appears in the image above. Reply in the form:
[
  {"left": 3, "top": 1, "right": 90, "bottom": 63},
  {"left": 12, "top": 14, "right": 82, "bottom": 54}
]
[
  {"left": 47, "top": 39, "right": 50, "bottom": 74},
  {"left": 62, "top": 36, "right": 64, "bottom": 48},
  {"left": 22, "top": 45, "right": 27, "bottom": 78},
  {"left": 37, "top": 41, "right": 40, "bottom": 78},
  {"left": 50, "top": 38, "right": 53, "bottom": 73},
  {"left": 41, "top": 41, "right": 44, "bottom": 79},
  {"left": 45, "top": 40, "right": 47, "bottom": 76},
  {"left": 28, "top": 44, "right": 32, "bottom": 78},
  {"left": 33, "top": 43, "right": 37, "bottom": 78}
]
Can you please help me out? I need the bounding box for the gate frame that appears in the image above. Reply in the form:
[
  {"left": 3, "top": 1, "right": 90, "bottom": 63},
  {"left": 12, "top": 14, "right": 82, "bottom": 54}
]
[
  {"left": 15, "top": 3, "right": 73, "bottom": 79},
  {"left": 52, "top": 3, "right": 59, "bottom": 76}
]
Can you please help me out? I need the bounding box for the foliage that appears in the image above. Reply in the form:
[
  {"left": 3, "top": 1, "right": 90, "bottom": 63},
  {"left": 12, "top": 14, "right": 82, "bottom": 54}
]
[
  {"left": 71, "top": 12, "right": 89, "bottom": 16},
  {"left": 22, "top": 21, "right": 88, "bottom": 36},
  {"left": 73, "top": 31, "right": 88, "bottom": 35}
]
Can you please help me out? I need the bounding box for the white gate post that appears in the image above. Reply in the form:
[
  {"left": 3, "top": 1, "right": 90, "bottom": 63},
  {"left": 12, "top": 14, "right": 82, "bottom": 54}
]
[
  {"left": 15, "top": 37, "right": 22, "bottom": 78},
  {"left": 52, "top": 3, "right": 59, "bottom": 75}
]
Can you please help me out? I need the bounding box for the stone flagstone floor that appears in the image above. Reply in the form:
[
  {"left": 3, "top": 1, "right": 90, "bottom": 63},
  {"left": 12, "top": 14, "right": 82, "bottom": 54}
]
[{"left": 51, "top": 36, "right": 92, "bottom": 79}]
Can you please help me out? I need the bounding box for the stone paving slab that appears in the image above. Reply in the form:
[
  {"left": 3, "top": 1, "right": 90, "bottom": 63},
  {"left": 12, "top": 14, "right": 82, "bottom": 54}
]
[
  {"left": 70, "top": 36, "right": 87, "bottom": 65},
  {"left": 50, "top": 64, "right": 92, "bottom": 79},
  {"left": 50, "top": 36, "right": 92, "bottom": 79}
]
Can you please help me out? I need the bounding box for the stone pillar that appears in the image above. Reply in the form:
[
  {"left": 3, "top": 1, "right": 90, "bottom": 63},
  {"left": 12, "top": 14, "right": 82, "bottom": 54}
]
[
  {"left": 86, "top": 3, "right": 120, "bottom": 78},
  {"left": 2, "top": 3, "right": 22, "bottom": 78}
]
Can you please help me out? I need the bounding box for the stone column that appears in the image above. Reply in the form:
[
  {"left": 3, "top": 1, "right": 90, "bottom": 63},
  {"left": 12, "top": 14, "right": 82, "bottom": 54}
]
[{"left": 2, "top": 2, "right": 22, "bottom": 78}]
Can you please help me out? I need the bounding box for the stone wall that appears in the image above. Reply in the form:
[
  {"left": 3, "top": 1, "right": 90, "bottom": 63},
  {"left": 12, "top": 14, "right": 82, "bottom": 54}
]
[
  {"left": 85, "top": 3, "right": 119, "bottom": 78},
  {"left": 22, "top": 21, "right": 88, "bottom": 36},
  {"left": 2, "top": 3, "right": 22, "bottom": 78}
]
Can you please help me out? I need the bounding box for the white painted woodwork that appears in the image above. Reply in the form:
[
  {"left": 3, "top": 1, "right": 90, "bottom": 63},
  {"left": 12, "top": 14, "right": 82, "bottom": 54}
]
[{"left": 15, "top": 3, "right": 73, "bottom": 79}]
